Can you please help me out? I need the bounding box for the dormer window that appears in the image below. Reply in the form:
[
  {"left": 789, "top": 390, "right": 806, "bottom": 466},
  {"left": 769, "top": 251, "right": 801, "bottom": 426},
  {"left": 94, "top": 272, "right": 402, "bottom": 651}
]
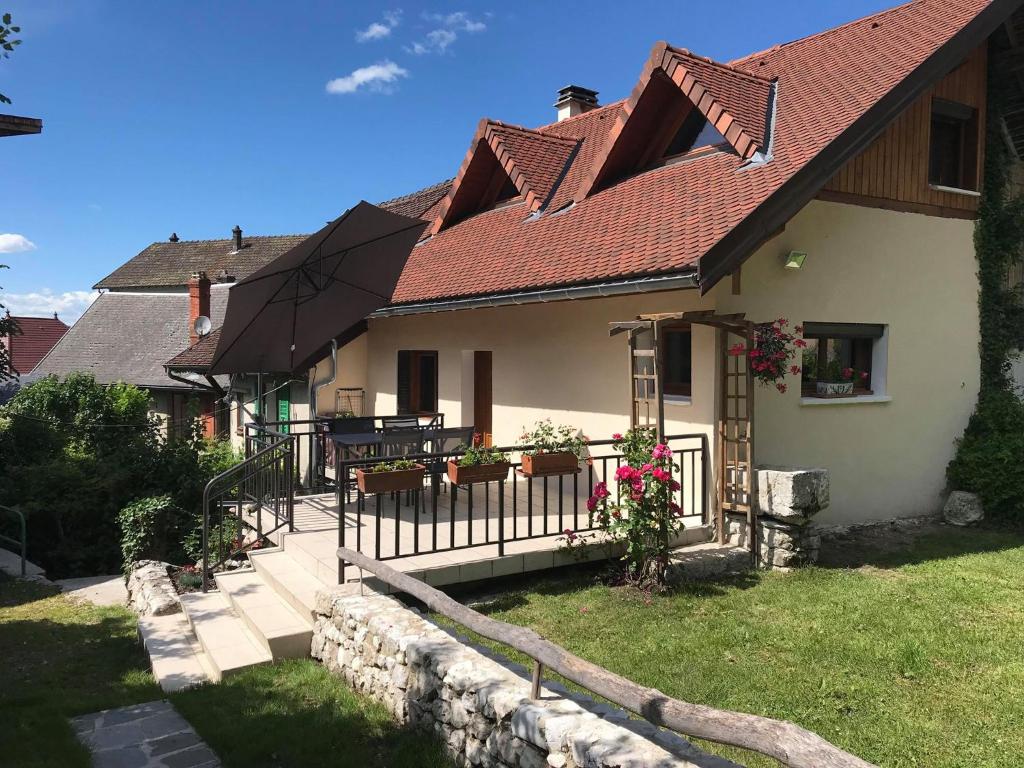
[
  {"left": 928, "top": 98, "right": 979, "bottom": 192},
  {"left": 662, "top": 111, "right": 729, "bottom": 160}
]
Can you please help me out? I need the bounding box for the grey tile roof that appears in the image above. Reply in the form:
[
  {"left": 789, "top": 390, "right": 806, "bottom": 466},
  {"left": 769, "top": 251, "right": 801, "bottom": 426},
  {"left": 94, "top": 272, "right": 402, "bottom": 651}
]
[
  {"left": 94, "top": 235, "right": 309, "bottom": 290},
  {"left": 33, "top": 288, "right": 229, "bottom": 390},
  {"left": 377, "top": 179, "right": 452, "bottom": 219}
]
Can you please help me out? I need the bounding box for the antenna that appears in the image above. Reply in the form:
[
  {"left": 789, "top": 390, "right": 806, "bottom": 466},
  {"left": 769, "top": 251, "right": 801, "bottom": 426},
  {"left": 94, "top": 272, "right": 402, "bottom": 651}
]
[{"left": 193, "top": 315, "right": 212, "bottom": 338}]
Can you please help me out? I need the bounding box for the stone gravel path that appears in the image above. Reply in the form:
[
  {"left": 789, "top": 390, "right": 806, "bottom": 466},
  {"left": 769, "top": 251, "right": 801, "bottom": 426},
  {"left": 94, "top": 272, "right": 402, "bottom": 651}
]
[{"left": 71, "top": 701, "right": 220, "bottom": 768}]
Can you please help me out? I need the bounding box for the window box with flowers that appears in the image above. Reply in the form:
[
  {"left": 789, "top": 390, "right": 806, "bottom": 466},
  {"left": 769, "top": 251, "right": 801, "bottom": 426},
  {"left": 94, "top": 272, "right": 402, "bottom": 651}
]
[
  {"left": 447, "top": 443, "right": 511, "bottom": 485},
  {"left": 356, "top": 459, "right": 426, "bottom": 494},
  {"left": 519, "top": 420, "right": 589, "bottom": 477}
]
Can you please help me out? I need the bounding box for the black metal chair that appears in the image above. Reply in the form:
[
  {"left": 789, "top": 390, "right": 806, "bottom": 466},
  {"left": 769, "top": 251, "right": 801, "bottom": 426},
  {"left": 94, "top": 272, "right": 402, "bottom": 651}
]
[
  {"left": 425, "top": 426, "right": 474, "bottom": 491},
  {"left": 380, "top": 428, "right": 426, "bottom": 509},
  {"left": 331, "top": 416, "right": 375, "bottom": 434},
  {"left": 381, "top": 415, "right": 422, "bottom": 430}
]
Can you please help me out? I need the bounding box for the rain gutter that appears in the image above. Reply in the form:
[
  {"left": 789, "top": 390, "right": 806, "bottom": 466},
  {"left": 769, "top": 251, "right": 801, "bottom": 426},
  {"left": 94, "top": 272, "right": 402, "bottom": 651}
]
[{"left": 371, "top": 271, "right": 699, "bottom": 318}]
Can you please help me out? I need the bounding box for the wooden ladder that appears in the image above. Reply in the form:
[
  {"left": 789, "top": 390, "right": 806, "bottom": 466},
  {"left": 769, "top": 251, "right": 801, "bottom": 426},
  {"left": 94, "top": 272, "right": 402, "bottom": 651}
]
[{"left": 627, "top": 322, "right": 664, "bottom": 438}]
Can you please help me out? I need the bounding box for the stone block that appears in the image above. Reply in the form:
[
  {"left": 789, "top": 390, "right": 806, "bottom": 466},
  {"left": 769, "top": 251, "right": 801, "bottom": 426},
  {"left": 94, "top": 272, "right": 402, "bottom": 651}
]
[
  {"left": 757, "top": 467, "right": 829, "bottom": 523},
  {"left": 943, "top": 491, "right": 984, "bottom": 526}
]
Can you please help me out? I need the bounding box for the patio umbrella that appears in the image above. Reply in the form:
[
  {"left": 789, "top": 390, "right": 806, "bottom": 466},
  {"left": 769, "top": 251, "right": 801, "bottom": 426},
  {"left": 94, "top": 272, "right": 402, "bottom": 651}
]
[{"left": 208, "top": 201, "right": 428, "bottom": 375}]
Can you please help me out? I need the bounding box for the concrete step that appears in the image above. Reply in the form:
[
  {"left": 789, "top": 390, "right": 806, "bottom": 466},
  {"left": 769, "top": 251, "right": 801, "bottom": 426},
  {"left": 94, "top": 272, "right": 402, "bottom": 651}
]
[
  {"left": 0, "top": 546, "right": 46, "bottom": 579},
  {"left": 137, "top": 613, "right": 215, "bottom": 692},
  {"left": 215, "top": 568, "right": 312, "bottom": 659},
  {"left": 178, "top": 591, "right": 271, "bottom": 681},
  {"left": 668, "top": 541, "right": 752, "bottom": 580},
  {"left": 248, "top": 548, "right": 326, "bottom": 622}
]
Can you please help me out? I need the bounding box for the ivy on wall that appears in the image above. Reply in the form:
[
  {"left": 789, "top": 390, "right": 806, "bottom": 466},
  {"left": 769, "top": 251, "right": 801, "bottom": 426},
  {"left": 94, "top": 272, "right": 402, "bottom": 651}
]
[{"left": 947, "top": 47, "right": 1024, "bottom": 520}]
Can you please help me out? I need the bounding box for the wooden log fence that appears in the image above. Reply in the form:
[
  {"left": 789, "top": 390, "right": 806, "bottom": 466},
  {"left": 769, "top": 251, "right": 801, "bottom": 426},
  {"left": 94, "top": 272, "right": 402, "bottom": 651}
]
[{"left": 337, "top": 546, "right": 878, "bottom": 768}]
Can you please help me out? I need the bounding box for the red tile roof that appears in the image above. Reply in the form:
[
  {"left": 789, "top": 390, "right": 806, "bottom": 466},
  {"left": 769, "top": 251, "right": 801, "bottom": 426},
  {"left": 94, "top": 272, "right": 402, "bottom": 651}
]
[
  {"left": 387, "top": 0, "right": 1002, "bottom": 306},
  {"left": 5, "top": 315, "right": 69, "bottom": 374}
]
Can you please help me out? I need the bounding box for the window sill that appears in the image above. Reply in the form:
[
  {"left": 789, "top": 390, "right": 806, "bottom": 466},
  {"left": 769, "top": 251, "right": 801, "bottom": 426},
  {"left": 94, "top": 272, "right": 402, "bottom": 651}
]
[
  {"left": 928, "top": 184, "right": 980, "bottom": 197},
  {"left": 664, "top": 395, "right": 692, "bottom": 407},
  {"left": 800, "top": 394, "right": 892, "bottom": 407}
]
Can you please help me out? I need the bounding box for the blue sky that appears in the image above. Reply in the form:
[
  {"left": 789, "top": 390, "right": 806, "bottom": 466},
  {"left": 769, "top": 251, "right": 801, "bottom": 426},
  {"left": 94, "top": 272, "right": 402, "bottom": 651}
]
[{"left": 2, "top": 0, "right": 894, "bottom": 321}]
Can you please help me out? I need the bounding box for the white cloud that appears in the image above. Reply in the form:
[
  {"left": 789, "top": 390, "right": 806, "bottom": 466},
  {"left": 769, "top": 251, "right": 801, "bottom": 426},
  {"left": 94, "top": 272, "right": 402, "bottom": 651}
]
[
  {"left": 325, "top": 60, "right": 409, "bottom": 95},
  {"left": 355, "top": 10, "right": 402, "bottom": 42},
  {"left": 407, "top": 11, "right": 486, "bottom": 55},
  {"left": 1, "top": 289, "right": 98, "bottom": 323},
  {"left": 0, "top": 233, "right": 37, "bottom": 254}
]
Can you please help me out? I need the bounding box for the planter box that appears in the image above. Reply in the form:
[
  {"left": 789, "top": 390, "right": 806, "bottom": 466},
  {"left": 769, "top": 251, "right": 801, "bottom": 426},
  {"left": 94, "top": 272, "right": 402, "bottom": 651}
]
[
  {"left": 815, "top": 381, "right": 855, "bottom": 397},
  {"left": 356, "top": 464, "right": 425, "bottom": 494},
  {"left": 447, "top": 459, "right": 510, "bottom": 485},
  {"left": 521, "top": 452, "right": 580, "bottom": 477}
]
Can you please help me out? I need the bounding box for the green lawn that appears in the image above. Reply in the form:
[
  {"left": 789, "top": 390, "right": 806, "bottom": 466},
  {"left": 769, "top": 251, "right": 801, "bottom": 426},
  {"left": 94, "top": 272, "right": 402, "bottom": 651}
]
[
  {"left": 0, "top": 574, "right": 449, "bottom": 768},
  {"left": 446, "top": 526, "right": 1024, "bottom": 768}
]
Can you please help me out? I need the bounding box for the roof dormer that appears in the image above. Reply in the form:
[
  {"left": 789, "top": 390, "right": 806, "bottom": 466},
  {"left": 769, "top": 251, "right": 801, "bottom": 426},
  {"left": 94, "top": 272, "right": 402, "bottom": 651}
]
[
  {"left": 574, "top": 43, "right": 775, "bottom": 200},
  {"left": 429, "top": 120, "right": 579, "bottom": 235}
]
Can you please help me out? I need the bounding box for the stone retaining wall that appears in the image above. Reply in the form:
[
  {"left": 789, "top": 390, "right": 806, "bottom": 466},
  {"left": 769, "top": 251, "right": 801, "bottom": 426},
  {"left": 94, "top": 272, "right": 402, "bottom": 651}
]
[
  {"left": 126, "top": 560, "right": 180, "bottom": 616},
  {"left": 311, "top": 592, "right": 742, "bottom": 768}
]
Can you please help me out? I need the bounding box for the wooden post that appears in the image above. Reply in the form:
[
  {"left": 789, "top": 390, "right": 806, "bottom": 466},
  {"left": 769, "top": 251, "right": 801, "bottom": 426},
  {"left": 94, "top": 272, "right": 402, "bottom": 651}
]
[
  {"left": 531, "top": 660, "right": 543, "bottom": 699},
  {"left": 716, "top": 330, "right": 728, "bottom": 545}
]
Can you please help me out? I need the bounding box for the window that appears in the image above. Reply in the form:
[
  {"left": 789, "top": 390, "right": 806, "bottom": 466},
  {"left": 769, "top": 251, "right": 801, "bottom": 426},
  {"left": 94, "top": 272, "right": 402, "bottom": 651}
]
[
  {"left": 397, "top": 350, "right": 438, "bottom": 414},
  {"left": 928, "top": 98, "right": 979, "bottom": 191},
  {"left": 800, "top": 323, "right": 885, "bottom": 398},
  {"left": 660, "top": 324, "right": 692, "bottom": 398},
  {"left": 662, "top": 111, "right": 728, "bottom": 160}
]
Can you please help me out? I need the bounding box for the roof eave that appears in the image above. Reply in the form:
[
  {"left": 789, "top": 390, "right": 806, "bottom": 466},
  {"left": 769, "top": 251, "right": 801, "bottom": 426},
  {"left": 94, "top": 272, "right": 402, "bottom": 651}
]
[{"left": 697, "top": 0, "right": 1022, "bottom": 293}]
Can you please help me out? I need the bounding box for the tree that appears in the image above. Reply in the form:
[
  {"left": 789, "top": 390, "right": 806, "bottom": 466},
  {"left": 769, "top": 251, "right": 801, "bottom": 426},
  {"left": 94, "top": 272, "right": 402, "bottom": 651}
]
[
  {"left": 0, "top": 12, "right": 22, "bottom": 105},
  {"left": 0, "top": 264, "right": 17, "bottom": 382}
]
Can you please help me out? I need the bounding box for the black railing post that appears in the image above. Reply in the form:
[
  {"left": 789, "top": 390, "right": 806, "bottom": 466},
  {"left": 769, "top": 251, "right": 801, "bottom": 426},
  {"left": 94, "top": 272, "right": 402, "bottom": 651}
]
[{"left": 498, "top": 480, "right": 505, "bottom": 557}]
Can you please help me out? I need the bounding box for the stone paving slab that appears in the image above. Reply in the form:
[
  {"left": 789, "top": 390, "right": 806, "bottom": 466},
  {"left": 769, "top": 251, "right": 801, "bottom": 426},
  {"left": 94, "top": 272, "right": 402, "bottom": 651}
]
[
  {"left": 57, "top": 574, "right": 128, "bottom": 607},
  {"left": 71, "top": 700, "right": 220, "bottom": 768}
]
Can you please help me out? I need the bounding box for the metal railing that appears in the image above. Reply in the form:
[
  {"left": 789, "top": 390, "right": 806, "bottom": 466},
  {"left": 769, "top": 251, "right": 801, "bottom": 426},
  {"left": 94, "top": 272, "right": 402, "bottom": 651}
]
[
  {"left": 201, "top": 425, "right": 295, "bottom": 591},
  {"left": 336, "top": 434, "right": 709, "bottom": 583},
  {"left": 0, "top": 504, "right": 26, "bottom": 577}
]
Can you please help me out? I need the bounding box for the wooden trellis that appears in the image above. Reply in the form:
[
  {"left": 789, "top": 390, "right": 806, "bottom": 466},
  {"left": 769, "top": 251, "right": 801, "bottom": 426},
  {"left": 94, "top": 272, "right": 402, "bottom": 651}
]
[{"left": 609, "top": 311, "right": 757, "bottom": 552}]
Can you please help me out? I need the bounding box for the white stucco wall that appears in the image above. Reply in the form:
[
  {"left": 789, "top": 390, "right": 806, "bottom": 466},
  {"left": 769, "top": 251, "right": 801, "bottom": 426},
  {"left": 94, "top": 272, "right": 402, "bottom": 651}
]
[
  {"left": 311, "top": 199, "right": 980, "bottom": 525},
  {"left": 715, "top": 199, "right": 980, "bottom": 523}
]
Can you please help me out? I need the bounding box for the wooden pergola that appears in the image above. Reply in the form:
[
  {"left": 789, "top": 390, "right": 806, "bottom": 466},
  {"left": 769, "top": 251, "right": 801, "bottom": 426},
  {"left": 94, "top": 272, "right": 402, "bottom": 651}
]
[{"left": 609, "top": 311, "right": 757, "bottom": 548}]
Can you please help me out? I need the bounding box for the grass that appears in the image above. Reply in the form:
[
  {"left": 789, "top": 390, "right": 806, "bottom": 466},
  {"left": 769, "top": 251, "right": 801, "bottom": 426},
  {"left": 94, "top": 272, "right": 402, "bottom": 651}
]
[
  {"left": 441, "top": 526, "right": 1024, "bottom": 768},
  {"left": 0, "top": 573, "right": 450, "bottom": 768}
]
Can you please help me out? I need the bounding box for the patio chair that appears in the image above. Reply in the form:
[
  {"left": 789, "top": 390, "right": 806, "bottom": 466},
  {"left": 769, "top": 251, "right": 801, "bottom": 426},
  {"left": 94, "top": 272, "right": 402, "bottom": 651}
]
[
  {"left": 380, "top": 428, "right": 426, "bottom": 509},
  {"left": 331, "top": 416, "right": 375, "bottom": 434},
  {"left": 425, "top": 426, "right": 475, "bottom": 502},
  {"left": 381, "top": 415, "right": 422, "bottom": 430}
]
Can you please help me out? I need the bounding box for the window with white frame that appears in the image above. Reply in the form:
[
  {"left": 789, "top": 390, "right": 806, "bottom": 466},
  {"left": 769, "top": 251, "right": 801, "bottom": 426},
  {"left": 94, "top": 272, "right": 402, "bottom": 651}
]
[{"left": 800, "top": 323, "right": 887, "bottom": 398}]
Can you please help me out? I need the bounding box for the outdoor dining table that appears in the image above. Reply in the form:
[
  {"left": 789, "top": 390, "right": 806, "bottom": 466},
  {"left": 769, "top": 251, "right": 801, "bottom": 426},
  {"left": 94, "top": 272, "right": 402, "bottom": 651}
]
[{"left": 328, "top": 428, "right": 441, "bottom": 459}]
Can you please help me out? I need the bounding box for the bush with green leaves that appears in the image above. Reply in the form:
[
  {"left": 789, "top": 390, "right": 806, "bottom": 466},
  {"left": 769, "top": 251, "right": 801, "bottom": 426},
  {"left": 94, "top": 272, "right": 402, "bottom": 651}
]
[
  {"left": 118, "top": 495, "right": 192, "bottom": 574},
  {"left": 947, "top": 390, "right": 1024, "bottom": 521},
  {"left": 0, "top": 373, "right": 242, "bottom": 577}
]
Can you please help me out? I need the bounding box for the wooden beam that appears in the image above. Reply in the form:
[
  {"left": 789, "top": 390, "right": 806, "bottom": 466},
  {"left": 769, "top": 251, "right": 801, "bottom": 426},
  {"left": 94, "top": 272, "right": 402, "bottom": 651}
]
[{"left": 335, "top": 547, "right": 878, "bottom": 768}]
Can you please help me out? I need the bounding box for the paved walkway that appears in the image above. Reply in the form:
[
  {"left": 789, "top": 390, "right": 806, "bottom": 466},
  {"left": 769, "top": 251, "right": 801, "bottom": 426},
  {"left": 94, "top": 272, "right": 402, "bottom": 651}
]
[
  {"left": 56, "top": 574, "right": 128, "bottom": 607},
  {"left": 71, "top": 701, "right": 220, "bottom": 768}
]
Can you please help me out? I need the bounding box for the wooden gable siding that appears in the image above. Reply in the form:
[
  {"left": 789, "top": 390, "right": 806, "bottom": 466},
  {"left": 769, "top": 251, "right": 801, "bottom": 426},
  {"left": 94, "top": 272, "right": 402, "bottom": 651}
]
[{"left": 819, "top": 45, "right": 987, "bottom": 219}]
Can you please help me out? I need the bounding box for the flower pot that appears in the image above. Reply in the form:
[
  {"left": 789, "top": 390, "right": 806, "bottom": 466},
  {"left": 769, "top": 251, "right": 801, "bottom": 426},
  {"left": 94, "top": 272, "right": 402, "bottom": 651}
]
[
  {"left": 815, "top": 381, "right": 855, "bottom": 397},
  {"left": 521, "top": 452, "right": 580, "bottom": 477},
  {"left": 356, "top": 464, "right": 425, "bottom": 494},
  {"left": 447, "top": 459, "right": 510, "bottom": 485}
]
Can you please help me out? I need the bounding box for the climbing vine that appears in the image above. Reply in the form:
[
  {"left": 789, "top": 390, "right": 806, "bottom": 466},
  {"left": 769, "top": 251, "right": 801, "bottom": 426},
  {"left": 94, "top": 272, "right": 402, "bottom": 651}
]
[{"left": 947, "top": 52, "right": 1024, "bottom": 520}]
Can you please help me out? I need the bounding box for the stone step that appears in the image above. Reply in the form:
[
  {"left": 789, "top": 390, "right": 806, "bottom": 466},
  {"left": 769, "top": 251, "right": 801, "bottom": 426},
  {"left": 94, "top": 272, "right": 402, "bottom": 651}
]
[
  {"left": 668, "top": 541, "right": 752, "bottom": 580},
  {"left": 0, "top": 546, "right": 46, "bottom": 579},
  {"left": 214, "top": 568, "right": 313, "bottom": 659},
  {"left": 178, "top": 591, "right": 271, "bottom": 681},
  {"left": 248, "top": 548, "right": 326, "bottom": 622},
  {"left": 137, "top": 612, "right": 215, "bottom": 692}
]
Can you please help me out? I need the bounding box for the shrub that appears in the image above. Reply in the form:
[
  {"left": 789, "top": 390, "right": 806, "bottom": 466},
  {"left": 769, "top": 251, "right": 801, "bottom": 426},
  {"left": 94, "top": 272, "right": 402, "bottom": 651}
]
[
  {"left": 118, "top": 495, "right": 192, "bottom": 574},
  {"left": 583, "top": 428, "right": 684, "bottom": 586},
  {"left": 947, "top": 390, "right": 1024, "bottom": 521},
  {"left": 183, "top": 514, "right": 241, "bottom": 566}
]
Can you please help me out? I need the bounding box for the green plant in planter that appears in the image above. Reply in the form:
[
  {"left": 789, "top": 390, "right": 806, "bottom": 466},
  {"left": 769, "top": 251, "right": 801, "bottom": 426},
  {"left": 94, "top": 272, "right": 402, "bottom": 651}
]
[
  {"left": 367, "top": 458, "right": 418, "bottom": 473},
  {"left": 453, "top": 443, "right": 509, "bottom": 467},
  {"left": 519, "top": 419, "right": 588, "bottom": 458}
]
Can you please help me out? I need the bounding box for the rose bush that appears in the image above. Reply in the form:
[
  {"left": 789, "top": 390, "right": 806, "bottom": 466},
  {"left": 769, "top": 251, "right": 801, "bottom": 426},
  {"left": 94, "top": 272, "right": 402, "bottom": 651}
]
[{"left": 583, "top": 428, "right": 683, "bottom": 586}]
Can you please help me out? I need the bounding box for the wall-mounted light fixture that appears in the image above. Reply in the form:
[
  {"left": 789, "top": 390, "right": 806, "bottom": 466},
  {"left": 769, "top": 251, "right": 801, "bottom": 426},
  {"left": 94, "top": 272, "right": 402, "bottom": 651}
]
[{"left": 783, "top": 250, "right": 807, "bottom": 270}]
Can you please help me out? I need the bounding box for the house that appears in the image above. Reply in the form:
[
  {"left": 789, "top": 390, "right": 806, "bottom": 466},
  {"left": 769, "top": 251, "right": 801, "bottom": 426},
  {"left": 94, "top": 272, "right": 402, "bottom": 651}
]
[
  {"left": 1, "top": 312, "right": 68, "bottom": 376},
  {"left": 303, "top": 0, "right": 1024, "bottom": 526},
  {"left": 33, "top": 228, "right": 308, "bottom": 437}
]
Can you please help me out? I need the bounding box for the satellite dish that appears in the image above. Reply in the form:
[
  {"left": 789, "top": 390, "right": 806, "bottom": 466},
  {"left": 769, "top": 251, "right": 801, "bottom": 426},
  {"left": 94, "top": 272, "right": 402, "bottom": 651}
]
[{"left": 193, "top": 315, "right": 212, "bottom": 338}]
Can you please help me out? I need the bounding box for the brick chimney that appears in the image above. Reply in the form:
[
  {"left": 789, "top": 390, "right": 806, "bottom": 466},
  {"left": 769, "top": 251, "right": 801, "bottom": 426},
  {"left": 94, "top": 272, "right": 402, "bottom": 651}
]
[
  {"left": 188, "top": 271, "right": 211, "bottom": 346},
  {"left": 232, "top": 225, "right": 243, "bottom": 252},
  {"left": 554, "top": 85, "right": 599, "bottom": 121}
]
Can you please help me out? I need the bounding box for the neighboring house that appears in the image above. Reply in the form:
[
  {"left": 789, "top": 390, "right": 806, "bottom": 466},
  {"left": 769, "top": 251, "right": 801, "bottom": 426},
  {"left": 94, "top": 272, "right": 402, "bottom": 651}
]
[
  {"left": 1, "top": 312, "right": 68, "bottom": 376},
  {"left": 305, "top": 0, "right": 1024, "bottom": 525},
  {"left": 33, "top": 229, "right": 307, "bottom": 437}
]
